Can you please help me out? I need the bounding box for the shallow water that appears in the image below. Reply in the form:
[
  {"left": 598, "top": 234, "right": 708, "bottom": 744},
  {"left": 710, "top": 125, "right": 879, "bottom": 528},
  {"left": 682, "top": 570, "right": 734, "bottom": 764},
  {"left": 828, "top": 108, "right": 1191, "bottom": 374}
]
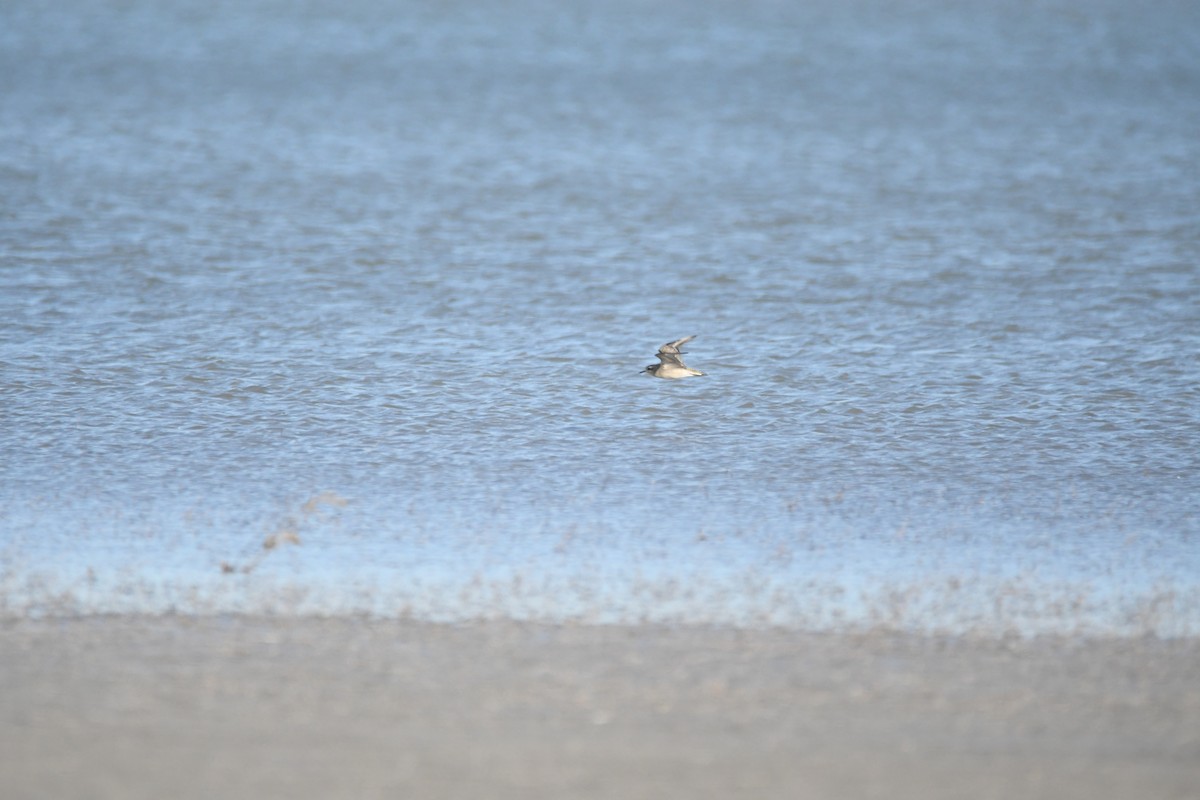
[{"left": 2, "top": 0, "right": 1199, "bottom": 634}]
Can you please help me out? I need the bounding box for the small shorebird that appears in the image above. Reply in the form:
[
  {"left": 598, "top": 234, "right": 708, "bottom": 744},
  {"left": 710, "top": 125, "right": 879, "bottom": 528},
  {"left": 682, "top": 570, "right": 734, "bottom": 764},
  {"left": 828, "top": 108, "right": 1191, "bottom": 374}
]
[{"left": 643, "top": 335, "right": 705, "bottom": 379}]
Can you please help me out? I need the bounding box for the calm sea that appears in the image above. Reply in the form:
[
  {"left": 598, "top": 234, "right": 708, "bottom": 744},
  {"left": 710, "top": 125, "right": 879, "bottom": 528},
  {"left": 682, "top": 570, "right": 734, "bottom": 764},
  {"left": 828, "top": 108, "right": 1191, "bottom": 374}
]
[{"left": 2, "top": 0, "right": 1198, "bottom": 635}]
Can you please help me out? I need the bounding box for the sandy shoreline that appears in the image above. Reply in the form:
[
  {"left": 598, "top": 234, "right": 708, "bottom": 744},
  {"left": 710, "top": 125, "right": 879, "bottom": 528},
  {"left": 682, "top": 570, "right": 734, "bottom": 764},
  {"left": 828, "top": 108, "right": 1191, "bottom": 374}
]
[{"left": 2, "top": 616, "right": 1197, "bottom": 799}]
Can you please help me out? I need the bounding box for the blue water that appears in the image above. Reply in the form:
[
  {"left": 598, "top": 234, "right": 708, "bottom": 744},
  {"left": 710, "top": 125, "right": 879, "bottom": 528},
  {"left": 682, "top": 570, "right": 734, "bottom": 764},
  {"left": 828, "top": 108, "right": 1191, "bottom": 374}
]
[{"left": 2, "top": 0, "right": 1199, "bottom": 634}]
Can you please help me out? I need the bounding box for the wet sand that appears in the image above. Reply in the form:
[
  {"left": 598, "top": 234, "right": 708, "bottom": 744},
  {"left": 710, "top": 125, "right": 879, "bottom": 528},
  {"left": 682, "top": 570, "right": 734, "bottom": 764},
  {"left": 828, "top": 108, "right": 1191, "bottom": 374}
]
[{"left": 1, "top": 616, "right": 1197, "bottom": 799}]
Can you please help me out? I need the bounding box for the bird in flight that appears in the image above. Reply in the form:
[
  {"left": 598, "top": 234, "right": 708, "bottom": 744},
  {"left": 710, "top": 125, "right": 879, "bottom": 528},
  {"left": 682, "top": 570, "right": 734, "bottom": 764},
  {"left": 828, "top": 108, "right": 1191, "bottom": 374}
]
[{"left": 642, "top": 335, "right": 705, "bottom": 379}]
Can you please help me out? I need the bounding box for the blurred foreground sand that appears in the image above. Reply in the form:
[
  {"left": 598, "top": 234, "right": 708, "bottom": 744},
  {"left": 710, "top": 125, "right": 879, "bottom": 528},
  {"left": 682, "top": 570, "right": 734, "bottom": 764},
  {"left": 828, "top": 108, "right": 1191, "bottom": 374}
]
[{"left": 2, "top": 617, "right": 1197, "bottom": 799}]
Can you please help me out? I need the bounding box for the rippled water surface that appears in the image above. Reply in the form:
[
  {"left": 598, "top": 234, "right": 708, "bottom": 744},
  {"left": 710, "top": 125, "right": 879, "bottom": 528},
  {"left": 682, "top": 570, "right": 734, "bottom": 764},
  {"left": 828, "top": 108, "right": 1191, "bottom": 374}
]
[{"left": 2, "top": 0, "right": 1199, "bottom": 633}]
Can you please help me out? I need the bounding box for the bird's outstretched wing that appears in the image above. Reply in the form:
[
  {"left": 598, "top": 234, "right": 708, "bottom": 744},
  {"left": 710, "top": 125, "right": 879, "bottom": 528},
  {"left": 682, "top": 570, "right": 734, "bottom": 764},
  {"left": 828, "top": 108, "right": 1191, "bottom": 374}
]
[{"left": 657, "top": 335, "right": 696, "bottom": 356}]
